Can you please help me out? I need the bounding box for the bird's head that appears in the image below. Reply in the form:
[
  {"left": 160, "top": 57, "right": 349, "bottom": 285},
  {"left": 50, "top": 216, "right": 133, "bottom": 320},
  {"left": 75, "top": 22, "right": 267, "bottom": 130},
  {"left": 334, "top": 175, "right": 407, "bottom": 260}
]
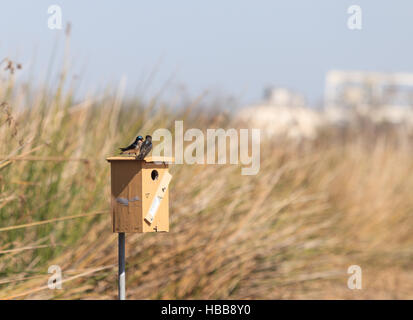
[
  {"left": 136, "top": 135, "right": 143, "bottom": 141},
  {"left": 145, "top": 135, "right": 152, "bottom": 142}
]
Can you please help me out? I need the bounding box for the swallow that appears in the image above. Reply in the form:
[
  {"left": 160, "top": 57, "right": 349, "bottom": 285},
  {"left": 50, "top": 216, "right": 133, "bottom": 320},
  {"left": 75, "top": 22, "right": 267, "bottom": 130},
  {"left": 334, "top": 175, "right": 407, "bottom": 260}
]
[
  {"left": 119, "top": 135, "right": 143, "bottom": 156},
  {"left": 137, "top": 135, "right": 152, "bottom": 160}
]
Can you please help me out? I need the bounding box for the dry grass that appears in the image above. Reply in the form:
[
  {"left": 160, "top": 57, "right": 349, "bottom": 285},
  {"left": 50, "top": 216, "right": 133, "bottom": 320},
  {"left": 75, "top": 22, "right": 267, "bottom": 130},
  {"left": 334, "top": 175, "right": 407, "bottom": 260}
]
[{"left": 1, "top": 59, "right": 413, "bottom": 300}]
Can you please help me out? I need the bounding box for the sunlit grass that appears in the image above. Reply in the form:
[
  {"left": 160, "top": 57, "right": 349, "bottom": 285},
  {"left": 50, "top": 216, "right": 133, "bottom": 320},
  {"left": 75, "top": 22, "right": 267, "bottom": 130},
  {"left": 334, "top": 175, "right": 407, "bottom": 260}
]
[{"left": 2, "top": 56, "right": 413, "bottom": 299}]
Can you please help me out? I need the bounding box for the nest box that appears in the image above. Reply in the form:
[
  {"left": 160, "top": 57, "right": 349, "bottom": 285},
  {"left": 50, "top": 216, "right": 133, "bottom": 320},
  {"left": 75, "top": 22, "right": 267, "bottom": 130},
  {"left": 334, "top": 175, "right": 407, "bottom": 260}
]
[{"left": 106, "top": 156, "right": 174, "bottom": 233}]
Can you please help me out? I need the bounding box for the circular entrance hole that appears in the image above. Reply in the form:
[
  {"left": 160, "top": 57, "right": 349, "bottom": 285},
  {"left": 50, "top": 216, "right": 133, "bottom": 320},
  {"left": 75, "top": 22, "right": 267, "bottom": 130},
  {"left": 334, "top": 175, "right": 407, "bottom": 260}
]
[{"left": 151, "top": 170, "right": 159, "bottom": 181}]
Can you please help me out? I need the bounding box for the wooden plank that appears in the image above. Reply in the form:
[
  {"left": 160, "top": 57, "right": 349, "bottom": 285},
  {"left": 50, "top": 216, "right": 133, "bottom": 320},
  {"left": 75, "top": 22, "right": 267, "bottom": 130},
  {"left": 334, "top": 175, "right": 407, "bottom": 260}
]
[
  {"left": 107, "top": 156, "right": 174, "bottom": 163},
  {"left": 144, "top": 172, "right": 172, "bottom": 225},
  {"left": 111, "top": 161, "right": 142, "bottom": 232},
  {"left": 128, "top": 165, "right": 142, "bottom": 232},
  {"left": 141, "top": 167, "right": 169, "bottom": 232}
]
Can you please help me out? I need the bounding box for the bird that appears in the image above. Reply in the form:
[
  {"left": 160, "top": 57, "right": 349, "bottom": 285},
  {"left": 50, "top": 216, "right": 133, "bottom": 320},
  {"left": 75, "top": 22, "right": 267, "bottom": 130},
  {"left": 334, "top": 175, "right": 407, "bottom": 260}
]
[
  {"left": 137, "top": 135, "right": 152, "bottom": 160},
  {"left": 119, "top": 135, "right": 143, "bottom": 156}
]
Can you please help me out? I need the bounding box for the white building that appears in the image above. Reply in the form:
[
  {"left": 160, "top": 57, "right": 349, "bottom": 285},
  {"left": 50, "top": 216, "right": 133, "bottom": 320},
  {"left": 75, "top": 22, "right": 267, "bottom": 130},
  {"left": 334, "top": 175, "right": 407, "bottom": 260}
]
[
  {"left": 324, "top": 70, "right": 413, "bottom": 125},
  {"left": 235, "top": 88, "right": 323, "bottom": 140}
]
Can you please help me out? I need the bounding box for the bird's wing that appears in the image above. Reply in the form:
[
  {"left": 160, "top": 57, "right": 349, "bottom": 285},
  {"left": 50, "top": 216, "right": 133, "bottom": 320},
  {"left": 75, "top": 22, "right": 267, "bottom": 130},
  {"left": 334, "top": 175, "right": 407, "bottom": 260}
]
[
  {"left": 137, "top": 141, "right": 151, "bottom": 160},
  {"left": 120, "top": 142, "right": 137, "bottom": 151}
]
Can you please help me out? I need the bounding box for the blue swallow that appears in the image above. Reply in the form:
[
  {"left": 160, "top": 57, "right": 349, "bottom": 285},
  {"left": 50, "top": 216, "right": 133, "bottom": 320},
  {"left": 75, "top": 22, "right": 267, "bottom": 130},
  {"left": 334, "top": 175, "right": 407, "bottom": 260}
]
[{"left": 119, "top": 135, "right": 143, "bottom": 156}]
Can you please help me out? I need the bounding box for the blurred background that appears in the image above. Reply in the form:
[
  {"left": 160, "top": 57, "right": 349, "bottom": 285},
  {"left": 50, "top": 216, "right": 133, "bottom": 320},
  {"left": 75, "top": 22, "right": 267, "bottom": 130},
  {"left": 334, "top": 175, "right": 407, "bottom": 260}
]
[{"left": 1, "top": 1, "right": 413, "bottom": 299}]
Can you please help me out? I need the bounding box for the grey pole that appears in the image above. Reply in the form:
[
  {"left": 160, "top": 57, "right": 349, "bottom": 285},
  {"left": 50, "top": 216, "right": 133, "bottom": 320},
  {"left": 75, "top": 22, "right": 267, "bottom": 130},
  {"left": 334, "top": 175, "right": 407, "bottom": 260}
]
[{"left": 118, "top": 232, "right": 126, "bottom": 300}]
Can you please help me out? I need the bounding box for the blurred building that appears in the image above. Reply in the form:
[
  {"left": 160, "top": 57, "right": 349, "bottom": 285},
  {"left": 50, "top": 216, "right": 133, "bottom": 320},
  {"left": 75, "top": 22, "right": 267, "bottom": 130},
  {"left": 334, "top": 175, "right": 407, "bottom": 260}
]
[
  {"left": 236, "top": 72, "right": 413, "bottom": 142},
  {"left": 235, "top": 88, "right": 323, "bottom": 140},
  {"left": 324, "top": 70, "right": 413, "bottom": 125},
  {"left": 263, "top": 87, "right": 306, "bottom": 108}
]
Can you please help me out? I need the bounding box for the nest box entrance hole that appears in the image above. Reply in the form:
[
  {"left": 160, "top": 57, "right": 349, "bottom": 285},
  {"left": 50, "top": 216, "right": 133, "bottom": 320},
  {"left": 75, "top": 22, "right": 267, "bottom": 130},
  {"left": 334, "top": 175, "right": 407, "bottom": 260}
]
[{"left": 151, "top": 169, "right": 159, "bottom": 181}]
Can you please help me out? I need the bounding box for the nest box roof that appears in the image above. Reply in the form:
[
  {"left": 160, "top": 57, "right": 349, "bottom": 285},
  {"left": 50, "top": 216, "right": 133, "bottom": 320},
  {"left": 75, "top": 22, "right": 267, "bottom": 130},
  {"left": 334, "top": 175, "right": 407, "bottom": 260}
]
[{"left": 106, "top": 156, "right": 175, "bottom": 163}]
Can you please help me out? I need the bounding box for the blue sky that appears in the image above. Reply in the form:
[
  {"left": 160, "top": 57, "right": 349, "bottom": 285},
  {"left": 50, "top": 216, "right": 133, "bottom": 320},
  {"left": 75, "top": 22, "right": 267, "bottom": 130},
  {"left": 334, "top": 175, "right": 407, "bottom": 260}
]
[{"left": 1, "top": 1, "right": 412, "bottom": 106}]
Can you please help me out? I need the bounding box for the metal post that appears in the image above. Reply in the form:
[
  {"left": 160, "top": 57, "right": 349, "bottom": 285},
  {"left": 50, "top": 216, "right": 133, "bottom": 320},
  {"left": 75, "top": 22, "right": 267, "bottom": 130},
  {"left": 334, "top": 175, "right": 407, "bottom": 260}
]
[{"left": 118, "top": 232, "right": 126, "bottom": 300}]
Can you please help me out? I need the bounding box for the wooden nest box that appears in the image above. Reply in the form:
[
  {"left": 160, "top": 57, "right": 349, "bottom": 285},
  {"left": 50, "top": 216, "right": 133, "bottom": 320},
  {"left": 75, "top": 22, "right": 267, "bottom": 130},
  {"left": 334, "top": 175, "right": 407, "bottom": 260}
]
[{"left": 106, "top": 156, "right": 174, "bottom": 233}]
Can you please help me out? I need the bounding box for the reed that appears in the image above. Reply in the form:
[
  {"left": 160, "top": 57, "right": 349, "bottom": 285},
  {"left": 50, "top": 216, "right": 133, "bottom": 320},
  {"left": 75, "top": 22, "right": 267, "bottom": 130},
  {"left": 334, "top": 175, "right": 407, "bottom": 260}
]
[{"left": 1, "top": 57, "right": 413, "bottom": 299}]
